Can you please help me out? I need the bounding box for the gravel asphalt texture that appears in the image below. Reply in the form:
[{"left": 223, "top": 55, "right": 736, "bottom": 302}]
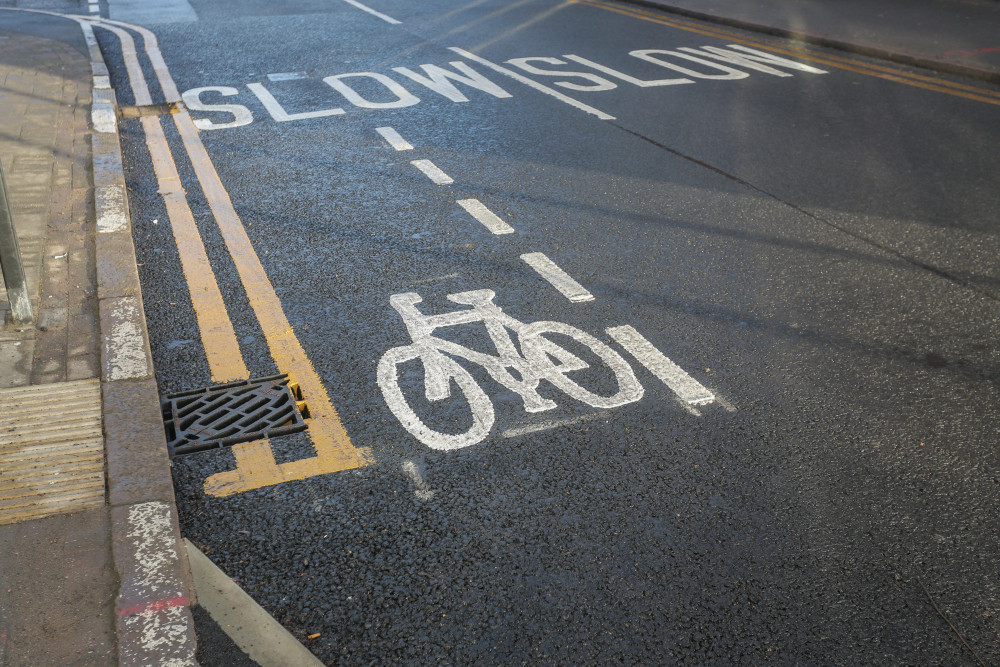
[{"left": 98, "top": 0, "right": 1000, "bottom": 663}]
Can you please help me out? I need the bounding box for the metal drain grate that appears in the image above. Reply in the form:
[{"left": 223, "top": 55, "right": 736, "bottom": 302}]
[{"left": 162, "top": 374, "right": 310, "bottom": 457}]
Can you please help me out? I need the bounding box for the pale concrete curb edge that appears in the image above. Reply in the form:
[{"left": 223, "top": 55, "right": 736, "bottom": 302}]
[
  {"left": 82, "top": 18, "right": 200, "bottom": 667},
  {"left": 613, "top": 0, "right": 1000, "bottom": 85}
]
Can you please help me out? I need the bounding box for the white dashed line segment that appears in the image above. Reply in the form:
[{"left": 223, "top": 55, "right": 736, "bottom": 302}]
[
  {"left": 457, "top": 199, "right": 514, "bottom": 234},
  {"left": 410, "top": 159, "right": 454, "bottom": 185},
  {"left": 266, "top": 72, "right": 309, "bottom": 81},
  {"left": 339, "top": 0, "right": 401, "bottom": 24},
  {"left": 520, "top": 252, "right": 594, "bottom": 302},
  {"left": 448, "top": 48, "right": 616, "bottom": 121},
  {"left": 606, "top": 325, "right": 715, "bottom": 405},
  {"left": 376, "top": 126, "right": 414, "bottom": 151}
]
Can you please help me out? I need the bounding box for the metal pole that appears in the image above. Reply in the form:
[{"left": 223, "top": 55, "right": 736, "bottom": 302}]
[{"left": 0, "top": 161, "right": 33, "bottom": 325}]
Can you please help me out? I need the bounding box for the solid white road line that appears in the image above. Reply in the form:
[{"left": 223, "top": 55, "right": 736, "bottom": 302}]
[
  {"left": 410, "top": 159, "right": 454, "bottom": 185},
  {"left": 503, "top": 412, "right": 604, "bottom": 437},
  {"left": 457, "top": 198, "right": 514, "bottom": 234},
  {"left": 185, "top": 540, "right": 325, "bottom": 667},
  {"left": 448, "top": 47, "right": 615, "bottom": 121},
  {"left": 520, "top": 252, "right": 594, "bottom": 302},
  {"left": 376, "top": 126, "right": 413, "bottom": 151},
  {"left": 606, "top": 325, "right": 715, "bottom": 405},
  {"left": 339, "top": 0, "right": 401, "bottom": 24}
]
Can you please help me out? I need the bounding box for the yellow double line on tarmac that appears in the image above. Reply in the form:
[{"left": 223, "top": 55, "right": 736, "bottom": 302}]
[
  {"left": 91, "top": 18, "right": 368, "bottom": 497},
  {"left": 571, "top": 0, "right": 1000, "bottom": 107}
]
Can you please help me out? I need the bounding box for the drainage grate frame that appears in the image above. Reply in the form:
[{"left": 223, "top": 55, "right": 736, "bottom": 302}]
[{"left": 162, "top": 374, "right": 311, "bottom": 457}]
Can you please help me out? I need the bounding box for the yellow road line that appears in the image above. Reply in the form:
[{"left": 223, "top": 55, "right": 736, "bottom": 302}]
[
  {"left": 570, "top": 0, "right": 1000, "bottom": 106},
  {"left": 93, "top": 16, "right": 368, "bottom": 495},
  {"left": 140, "top": 115, "right": 250, "bottom": 383},
  {"left": 172, "top": 110, "right": 369, "bottom": 497}
]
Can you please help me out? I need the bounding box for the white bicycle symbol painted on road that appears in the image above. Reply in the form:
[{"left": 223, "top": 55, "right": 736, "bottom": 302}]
[{"left": 377, "top": 289, "right": 645, "bottom": 450}]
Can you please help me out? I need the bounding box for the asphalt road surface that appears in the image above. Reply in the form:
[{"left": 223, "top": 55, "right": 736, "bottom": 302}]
[{"left": 91, "top": 0, "right": 1000, "bottom": 663}]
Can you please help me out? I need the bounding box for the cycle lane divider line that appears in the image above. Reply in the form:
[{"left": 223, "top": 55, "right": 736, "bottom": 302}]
[
  {"left": 606, "top": 325, "right": 715, "bottom": 406},
  {"left": 503, "top": 412, "right": 605, "bottom": 438},
  {"left": 339, "top": 0, "right": 401, "bottom": 25},
  {"left": 457, "top": 198, "right": 515, "bottom": 235},
  {"left": 448, "top": 47, "right": 616, "bottom": 120},
  {"left": 91, "top": 17, "right": 369, "bottom": 494},
  {"left": 376, "top": 126, "right": 413, "bottom": 151},
  {"left": 410, "top": 159, "right": 454, "bottom": 185},
  {"left": 520, "top": 252, "right": 595, "bottom": 302}
]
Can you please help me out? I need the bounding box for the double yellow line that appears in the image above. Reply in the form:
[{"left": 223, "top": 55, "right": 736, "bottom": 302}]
[
  {"left": 571, "top": 0, "right": 1000, "bottom": 106},
  {"left": 91, "top": 18, "right": 368, "bottom": 497}
]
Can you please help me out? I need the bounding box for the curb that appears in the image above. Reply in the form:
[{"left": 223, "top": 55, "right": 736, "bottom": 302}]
[
  {"left": 613, "top": 0, "right": 1000, "bottom": 85},
  {"left": 82, "top": 19, "right": 200, "bottom": 666}
]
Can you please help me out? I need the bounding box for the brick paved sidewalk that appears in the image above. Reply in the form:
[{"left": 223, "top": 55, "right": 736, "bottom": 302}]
[{"left": 0, "top": 30, "right": 118, "bottom": 666}]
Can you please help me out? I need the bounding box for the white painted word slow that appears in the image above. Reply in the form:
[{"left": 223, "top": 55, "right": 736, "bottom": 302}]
[{"left": 181, "top": 45, "right": 826, "bottom": 129}]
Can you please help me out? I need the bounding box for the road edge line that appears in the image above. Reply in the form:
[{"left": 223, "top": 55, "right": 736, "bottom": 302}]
[
  {"left": 606, "top": 0, "right": 1000, "bottom": 85},
  {"left": 82, "top": 18, "right": 200, "bottom": 666},
  {"left": 184, "top": 539, "right": 325, "bottom": 666}
]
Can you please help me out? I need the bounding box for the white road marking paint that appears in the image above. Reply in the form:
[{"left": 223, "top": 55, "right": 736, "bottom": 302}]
[
  {"left": 96, "top": 185, "right": 128, "bottom": 233},
  {"left": 118, "top": 502, "right": 196, "bottom": 667},
  {"left": 104, "top": 296, "right": 150, "bottom": 380},
  {"left": 457, "top": 198, "right": 514, "bottom": 235},
  {"left": 520, "top": 252, "right": 594, "bottom": 302},
  {"left": 378, "top": 290, "right": 642, "bottom": 449},
  {"left": 182, "top": 86, "right": 253, "bottom": 130},
  {"left": 246, "top": 82, "right": 344, "bottom": 122},
  {"left": 401, "top": 461, "right": 435, "bottom": 500},
  {"left": 266, "top": 71, "right": 308, "bottom": 81},
  {"left": 339, "top": 0, "right": 401, "bottom": 24},
  {"left": 606, "top": 325, "right": 715, "bottom": 405},
  {"left": 92, "top": 105, "right": 117, "bottom": 133},
  {"left": 392, "top": 62, "right": 512, "bottom": 103},
  {"left": 410, "top": 159, "right": 454, "bottom": 185},
  {"left": 375, "top": 126, "right": 413, "bottom": 151},
  {"left": 324, "top": 72, "right": 420, "bottom": 109},
  {"left": 563, "top": 53, "right": 694, "bottom": 87},
  {"left": 505, "top": 57, "right": 617, "bottom": 91},
  {"left": 630, "top": 49, "right": 749, "bottom": 80},
  {"left": 503, "top": 412, "right": 604, "bottom": 438},
  {"left": 448, "top": 48, "right": 615, "bottom": 120}
]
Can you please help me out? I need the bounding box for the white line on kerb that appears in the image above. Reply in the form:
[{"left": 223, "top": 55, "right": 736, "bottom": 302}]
[
  {"left": 457, "top": 198, "right": 514, "bottom": 234},
  {"left": 339, "top": 0, "right": 401, "bottom": 24},
  {"left": 503, "top": 412, "right": 604, "bottom": 438},
  {"left": 410, "top": 159, "right": 453, "bottom": 185},
  {"left": 606, "top": 325, "right": 715, "bottom": 406},
  {"left": 376, "top": 126, "right": 413, "bottom": 151},
  {"left": 448, "top": 48, "right": 615, "bottom": 121},
  {"left": 520, "top": 252, "right": 594, "bottom": 302}
]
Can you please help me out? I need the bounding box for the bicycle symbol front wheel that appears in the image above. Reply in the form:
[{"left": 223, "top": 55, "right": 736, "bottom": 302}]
[
  {"left": 520, "top": 321, "right": 644, "bottom": 409},
  {"left": 377, "top": 344, "right": 495, "bottom": 450}
]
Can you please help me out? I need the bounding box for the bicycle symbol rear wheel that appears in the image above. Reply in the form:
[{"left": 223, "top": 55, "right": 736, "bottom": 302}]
[{"left": 377, "top": 344, "right": 495, "bottom": 450}]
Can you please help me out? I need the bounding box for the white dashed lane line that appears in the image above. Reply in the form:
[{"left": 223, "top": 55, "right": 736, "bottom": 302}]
[
  {"left": 457, "top": 199, "right": 515, "bottom": 235},
  {"left": 376, "top": 126, "right": 414, "bottom": 151},
  {"left": 410, "top": 159, "right": 454, "bottom": 185},
  {"left": 339, "top": 0, "right": 401, "bottom": 24},
  {"left": 520, "top": 252, "right": 595, "bottom": 302}
]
